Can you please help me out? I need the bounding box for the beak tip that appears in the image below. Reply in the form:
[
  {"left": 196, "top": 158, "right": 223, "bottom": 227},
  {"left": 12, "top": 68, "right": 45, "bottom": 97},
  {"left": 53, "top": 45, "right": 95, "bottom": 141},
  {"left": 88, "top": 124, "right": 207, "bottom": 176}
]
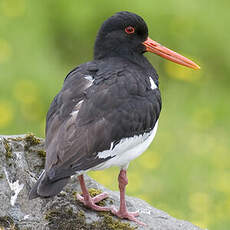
[{"left": 194, "top": 64, "right": 201, "bottom": 70}]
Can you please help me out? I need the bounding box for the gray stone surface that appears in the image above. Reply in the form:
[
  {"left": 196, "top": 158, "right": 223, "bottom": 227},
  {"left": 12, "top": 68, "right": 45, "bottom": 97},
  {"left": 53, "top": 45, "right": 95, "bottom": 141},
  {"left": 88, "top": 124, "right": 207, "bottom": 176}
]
[{"left": 0, "top": 135, "right": 202, "bottom": 230}]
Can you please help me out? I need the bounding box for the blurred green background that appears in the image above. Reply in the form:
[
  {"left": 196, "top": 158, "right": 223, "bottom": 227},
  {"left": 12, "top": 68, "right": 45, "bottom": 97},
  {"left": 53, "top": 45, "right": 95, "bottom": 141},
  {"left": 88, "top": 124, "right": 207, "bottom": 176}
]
[{"left": 0, "top": 0, "right": 230, "bottom": 229}]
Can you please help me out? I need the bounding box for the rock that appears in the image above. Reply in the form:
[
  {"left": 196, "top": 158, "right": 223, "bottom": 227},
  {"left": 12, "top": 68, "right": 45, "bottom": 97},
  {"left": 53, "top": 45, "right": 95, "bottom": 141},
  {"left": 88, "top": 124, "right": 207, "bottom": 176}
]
[{"left": 0, "top": 135, "right": 202, "bottom": 230}]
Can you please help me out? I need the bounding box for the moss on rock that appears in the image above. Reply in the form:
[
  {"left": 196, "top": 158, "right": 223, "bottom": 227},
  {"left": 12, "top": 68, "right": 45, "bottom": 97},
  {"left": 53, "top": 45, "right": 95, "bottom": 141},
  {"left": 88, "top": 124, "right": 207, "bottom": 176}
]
[
  {"left": 45, "top": 206, "right": 136, "bottom": 230},
  {"left": 3, "top": 138, "right": 12, "bottom": 159},
  {"left": 99, "top": 213, "right": 137, "bottom": 230},
  {"left": 37, "top": 149, "right": 46, "bottom": 158},
  {"left": 24, "top": 133, "right": 41, "bottom": 151},
  {"left": 0, "top": 216, "right": 19, "bottom": 230}
]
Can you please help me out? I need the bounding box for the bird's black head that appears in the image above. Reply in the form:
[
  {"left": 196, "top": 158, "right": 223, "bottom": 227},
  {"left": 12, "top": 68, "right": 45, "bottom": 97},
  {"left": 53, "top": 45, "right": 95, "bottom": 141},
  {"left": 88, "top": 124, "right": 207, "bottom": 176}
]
[
  {"left": 94, "top": 11, "right": 200, "bottom": 70},
  {"left": 94, "top": 11, "right": 148, "bottom": 60}
]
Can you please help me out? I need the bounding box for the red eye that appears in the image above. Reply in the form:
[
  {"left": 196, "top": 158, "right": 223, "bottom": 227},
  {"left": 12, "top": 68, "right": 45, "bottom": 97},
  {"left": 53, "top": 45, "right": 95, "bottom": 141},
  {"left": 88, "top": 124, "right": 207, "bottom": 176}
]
[{"left": 125, "top": 26, "right": 135, "bottom": 34}]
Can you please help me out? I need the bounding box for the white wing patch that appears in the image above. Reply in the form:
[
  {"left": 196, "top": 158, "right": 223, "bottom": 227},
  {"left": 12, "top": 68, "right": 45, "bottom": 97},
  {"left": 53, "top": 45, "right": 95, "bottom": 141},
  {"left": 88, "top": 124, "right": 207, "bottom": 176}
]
[
  {"left": 95, "top": 120, "right": 159, "bottom": 169},
  {"left": 70, "top": 100, "right": 83, "bottom": 117},
  {"left": 84, "top": 75, "right": 94, "bottom": 83},
  {"left": 69, "top": 74, "right": 93, "bottom": 118},
  {"left": 70, "top": 110, "right": 79, "bottom": 117},
  {"left": 110, "top": 142, "right": 114, "bottom": 150},
  {"left": 149, "top": 77, "right": 157, "bottom": 90}
]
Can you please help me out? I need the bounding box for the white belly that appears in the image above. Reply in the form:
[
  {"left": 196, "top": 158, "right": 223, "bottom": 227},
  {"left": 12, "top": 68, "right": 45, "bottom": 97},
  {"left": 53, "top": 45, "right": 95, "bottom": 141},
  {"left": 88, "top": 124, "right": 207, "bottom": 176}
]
[{"left": 92, "top": 120, "right": 159, "bottom": 170}]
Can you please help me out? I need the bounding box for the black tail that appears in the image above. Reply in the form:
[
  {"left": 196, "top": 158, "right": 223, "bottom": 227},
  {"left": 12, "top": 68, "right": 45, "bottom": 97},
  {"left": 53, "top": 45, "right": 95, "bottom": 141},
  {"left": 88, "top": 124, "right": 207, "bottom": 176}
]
[{"left": 28, "top": 171, "right": 70, "bottom": 200}]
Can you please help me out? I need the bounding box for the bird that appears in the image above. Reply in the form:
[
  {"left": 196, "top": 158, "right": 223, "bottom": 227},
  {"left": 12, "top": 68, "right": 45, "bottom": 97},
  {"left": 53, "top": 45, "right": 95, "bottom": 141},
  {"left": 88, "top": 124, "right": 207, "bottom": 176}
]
[{"left": 29, "top": 11, "right": 200, "bottom": 225}]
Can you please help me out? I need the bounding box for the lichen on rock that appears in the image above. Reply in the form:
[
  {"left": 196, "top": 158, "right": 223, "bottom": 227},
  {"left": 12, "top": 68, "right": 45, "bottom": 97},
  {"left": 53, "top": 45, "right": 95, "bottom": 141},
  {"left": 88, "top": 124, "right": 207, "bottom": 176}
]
[
  {"left": 24, "top": 133, "right": 41, "bottom": 151},
  {"left": 45, "top": 205, "right": 135, "bottom": 230},
  {"left": 3, "top": 138, "right": 12, "bottom": 159},
  {"left": 0, "top": 216, "right": 19, "bottom": 230}
]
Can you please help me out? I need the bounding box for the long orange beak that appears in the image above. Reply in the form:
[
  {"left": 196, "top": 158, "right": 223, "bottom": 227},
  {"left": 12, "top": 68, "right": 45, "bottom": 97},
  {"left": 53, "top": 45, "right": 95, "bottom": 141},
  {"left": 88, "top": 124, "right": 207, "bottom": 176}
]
[{"left": 143, "top": 37, "right": 200, "bottom": 70}]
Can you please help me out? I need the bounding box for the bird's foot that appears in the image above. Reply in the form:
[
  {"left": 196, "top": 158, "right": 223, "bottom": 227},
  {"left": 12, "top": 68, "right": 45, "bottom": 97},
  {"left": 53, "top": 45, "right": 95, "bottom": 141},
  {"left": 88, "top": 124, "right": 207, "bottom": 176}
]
[
  {"left": 111, "top": 208, "right": 146, "bottom": 226},
  {"left": 76, "top": 192, "right": 111, "bottom": 212}
]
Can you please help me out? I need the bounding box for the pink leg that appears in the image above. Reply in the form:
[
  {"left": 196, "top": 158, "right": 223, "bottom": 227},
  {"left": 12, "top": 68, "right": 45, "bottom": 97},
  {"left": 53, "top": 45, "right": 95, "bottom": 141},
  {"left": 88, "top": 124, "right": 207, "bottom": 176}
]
[
  {"left": 111, "top": 169, "right": 146, "bottom": 226},
  {"left": 76, "top": 175, "right": 111, "bottom": 212}
]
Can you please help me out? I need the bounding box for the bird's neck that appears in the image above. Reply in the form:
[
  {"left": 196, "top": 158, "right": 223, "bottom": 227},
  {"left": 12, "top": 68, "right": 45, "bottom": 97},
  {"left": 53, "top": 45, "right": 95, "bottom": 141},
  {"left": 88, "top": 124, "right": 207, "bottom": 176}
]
[
  {"left": 94, "top": 51, "right": 159, "bottom": 86},
  {"left": 94, "top": 48, "right": 151, "bottom": 70}
]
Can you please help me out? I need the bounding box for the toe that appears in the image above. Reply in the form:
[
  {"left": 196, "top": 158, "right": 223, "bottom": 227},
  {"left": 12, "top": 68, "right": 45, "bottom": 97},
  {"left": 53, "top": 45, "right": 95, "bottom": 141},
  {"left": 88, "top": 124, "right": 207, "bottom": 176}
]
[
  {"left": 92, "top": 192, "right": 109, "bottom": 203},
  {"left": 76, "top": 194, "right": 85, "bottom": 203},
  {"left": 131, "top": 217, "right": 146, "bottom": 226},
  {"left": 90, "top": 203, "right": 112, "bottom": 212},
  {"left": 111, "top": 209, "right": 145, "bottom": 226},
  {"left": 76, "top": 192, "right": 113, "bottom": 212},
  {"left": 130, "top": 211, "right": 139, "bottom": 217}
]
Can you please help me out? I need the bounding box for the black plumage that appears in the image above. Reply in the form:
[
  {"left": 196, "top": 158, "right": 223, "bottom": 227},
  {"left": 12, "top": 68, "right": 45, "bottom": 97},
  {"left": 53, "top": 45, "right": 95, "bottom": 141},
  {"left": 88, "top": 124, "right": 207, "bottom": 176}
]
[
  {"left": 29, "top": 11, "right": 199, "bottom": 225},
  {"left": 29, "top": 12, "right": 162, "bottom": 200},
  {"left": 29, "top": 54, "right": 161, "bottom": 198}
]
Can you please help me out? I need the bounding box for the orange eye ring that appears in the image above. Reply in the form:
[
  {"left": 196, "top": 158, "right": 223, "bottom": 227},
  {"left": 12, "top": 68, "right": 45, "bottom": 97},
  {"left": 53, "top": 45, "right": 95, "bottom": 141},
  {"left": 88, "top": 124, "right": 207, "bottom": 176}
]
[{"left": 125, "top": 26, "right": 135, "bottom": 34}]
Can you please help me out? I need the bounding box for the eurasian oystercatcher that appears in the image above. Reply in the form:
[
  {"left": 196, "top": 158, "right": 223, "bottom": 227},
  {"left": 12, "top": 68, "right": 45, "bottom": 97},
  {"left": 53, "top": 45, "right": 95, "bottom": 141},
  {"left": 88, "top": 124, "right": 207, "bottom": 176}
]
[{"left": 29, "top": 11, "right": 199, "bottom": 225}]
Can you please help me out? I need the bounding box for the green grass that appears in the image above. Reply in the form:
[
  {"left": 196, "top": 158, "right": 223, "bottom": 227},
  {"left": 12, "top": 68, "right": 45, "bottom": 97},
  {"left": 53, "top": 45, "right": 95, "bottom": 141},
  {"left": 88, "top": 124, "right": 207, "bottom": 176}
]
[{"left": 0, "top": 1, "right": 230, "bottom": 229}]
